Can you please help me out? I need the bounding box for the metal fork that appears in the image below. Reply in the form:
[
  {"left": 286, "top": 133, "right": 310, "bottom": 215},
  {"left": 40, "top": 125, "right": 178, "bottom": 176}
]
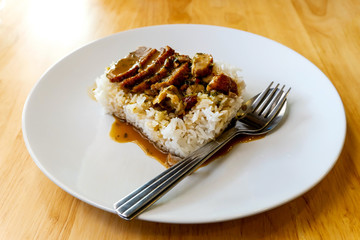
[
  {"left": 236, "top": 82, "right": 291, "bottom": 131},
  {"left": 114, "top": 82, "right": 291, "bottom": 220}
]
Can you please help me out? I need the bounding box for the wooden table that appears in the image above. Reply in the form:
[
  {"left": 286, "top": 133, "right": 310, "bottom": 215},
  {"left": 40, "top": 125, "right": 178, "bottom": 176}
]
[{"left": 1, "top": 0, "right": 359, "bottom": 239}]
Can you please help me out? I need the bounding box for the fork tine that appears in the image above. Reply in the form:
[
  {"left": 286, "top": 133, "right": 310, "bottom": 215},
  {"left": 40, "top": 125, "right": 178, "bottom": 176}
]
[
  {"left": 254, "top": 83, "right": 280, "bottom": 115},
  {"left": 266, "top": 87, "right": 291, "bottom": 119},
  {"left": 251, "top": 81, "right": 273, "bottom": 111},
  {"left": 262, "top": 85, "right": 285, "bottom": 117}
]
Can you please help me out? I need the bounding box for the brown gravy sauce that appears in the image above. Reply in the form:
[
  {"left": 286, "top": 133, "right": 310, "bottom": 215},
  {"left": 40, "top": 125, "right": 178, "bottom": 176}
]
[
  {"left": 110, "top": 117, "right": 265, "bottom": 168},
  {"left": 110, "top": 117, "right": 170, "bottom": 166},
  {"left": 113, "top": 58, "right": 138, "bottom": 75}
]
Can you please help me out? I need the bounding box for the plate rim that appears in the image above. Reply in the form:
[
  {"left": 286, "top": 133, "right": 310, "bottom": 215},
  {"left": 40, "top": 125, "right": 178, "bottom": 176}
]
[{"left": 22, "top": 24, "right": 347, "bottom": 224}]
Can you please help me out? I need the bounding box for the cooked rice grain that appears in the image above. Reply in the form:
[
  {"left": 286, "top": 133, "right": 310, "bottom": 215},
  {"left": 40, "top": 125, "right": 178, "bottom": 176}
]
[{"left": 94, "top": 61, "right": 245, "bottom": 158}]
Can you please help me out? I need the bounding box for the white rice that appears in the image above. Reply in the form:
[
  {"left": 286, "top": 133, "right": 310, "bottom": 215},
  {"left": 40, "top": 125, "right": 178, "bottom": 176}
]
[{"left": 93, "top": 61, "right": 245, "bottom": 158}]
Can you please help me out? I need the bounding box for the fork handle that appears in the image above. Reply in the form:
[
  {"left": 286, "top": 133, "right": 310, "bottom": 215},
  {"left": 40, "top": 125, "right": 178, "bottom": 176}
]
[{"left": 114, "top": 127, "right": 239, "bottom": 220}]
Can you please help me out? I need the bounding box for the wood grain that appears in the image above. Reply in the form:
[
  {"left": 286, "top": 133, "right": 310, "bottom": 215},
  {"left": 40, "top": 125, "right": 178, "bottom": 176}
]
[{"left": 1, "top": 0, "right": 359, "bottom": 239}]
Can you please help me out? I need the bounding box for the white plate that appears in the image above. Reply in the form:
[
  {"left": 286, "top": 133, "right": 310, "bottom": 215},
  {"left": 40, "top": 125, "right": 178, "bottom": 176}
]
[{"left": 22, "top": 24, "right": 346, "bottom": 224}]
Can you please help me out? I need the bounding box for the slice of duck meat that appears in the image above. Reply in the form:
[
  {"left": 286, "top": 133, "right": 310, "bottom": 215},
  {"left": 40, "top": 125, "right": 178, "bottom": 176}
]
[
  {"left": 132, "top": 57, "right": 173, "bottom": 93},
  {"left": 138, "top": 48, "right": 160, "bottom": 69},
  {"left": 191, "top": 53, "right": 213, "bottom": 78},
  {"left": 119, "top": 46, "right": 175, "bottom": 89},
  {"left": 206, "top": 73, "right": 238, "bottom": 95},
  {"left": 133, "top": 54, "right": 191, "bottom": 93},
  {"left": 151, "top": 62, "right": 191, "bottom": 90},
  {"left": 107, "top": 47, "right": 153, "bottom": 82}
]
